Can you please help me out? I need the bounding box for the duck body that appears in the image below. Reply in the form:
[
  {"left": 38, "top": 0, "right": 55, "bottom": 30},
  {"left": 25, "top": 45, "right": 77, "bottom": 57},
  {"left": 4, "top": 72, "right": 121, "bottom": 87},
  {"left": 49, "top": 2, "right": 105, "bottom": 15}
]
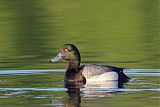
[
  {"left": 82, "top": 64, "right": 120, "bottom": 81},
  {"left": 81, "top": 64, "right": 130, "bottom": 83},
  {"left": 50, "top": 44, "right": 130, "bottom": 87}
]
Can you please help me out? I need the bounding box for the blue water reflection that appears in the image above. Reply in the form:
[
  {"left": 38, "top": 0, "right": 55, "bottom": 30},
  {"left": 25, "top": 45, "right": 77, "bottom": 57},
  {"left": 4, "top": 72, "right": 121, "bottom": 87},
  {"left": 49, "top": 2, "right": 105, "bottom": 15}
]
[{"left": 0, "top": 69, "right": 159, "bottom": 76}]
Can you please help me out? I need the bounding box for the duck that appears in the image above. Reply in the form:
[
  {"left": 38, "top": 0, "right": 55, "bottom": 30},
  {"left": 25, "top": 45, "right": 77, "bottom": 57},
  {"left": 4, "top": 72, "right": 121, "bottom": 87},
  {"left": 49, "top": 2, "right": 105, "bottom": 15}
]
[{"left": 50, "top": 44, "right": 130, "bottom": 87}]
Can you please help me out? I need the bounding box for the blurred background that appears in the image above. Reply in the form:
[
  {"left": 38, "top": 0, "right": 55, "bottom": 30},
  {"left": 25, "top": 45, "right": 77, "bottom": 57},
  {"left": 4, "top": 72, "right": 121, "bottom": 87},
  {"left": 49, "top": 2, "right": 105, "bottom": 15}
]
[{"left": 0, "top": 0, "right": 159, "bottom": 70}]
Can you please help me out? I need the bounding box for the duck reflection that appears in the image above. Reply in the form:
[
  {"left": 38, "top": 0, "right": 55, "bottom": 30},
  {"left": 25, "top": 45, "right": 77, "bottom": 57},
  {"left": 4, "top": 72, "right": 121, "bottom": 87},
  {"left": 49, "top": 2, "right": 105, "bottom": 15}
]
[
  {"left": 63, "top": 80, "right": 124, "bottom": 107},
  {"left": 64, "top": 88, "right": 81, "bottom": 107}
]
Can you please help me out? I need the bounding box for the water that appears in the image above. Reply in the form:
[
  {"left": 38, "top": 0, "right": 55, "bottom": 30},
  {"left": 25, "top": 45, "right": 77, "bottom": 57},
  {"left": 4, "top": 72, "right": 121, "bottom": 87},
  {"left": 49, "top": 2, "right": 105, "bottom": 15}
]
[
  {"left": 0, "top": 0, "right": 159, "bottom": 107},
  {"left": 0, "top": 69, "right": 159, "bottom": 107},
  {"left": 0, "top": 0, "right": 159, "bottom": 70}
]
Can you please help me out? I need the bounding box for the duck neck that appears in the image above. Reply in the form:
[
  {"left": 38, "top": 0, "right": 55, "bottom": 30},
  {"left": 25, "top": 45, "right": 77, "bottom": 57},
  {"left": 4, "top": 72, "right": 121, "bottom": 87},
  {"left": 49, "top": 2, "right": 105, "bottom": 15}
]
[{"left": 66, "top": 60, "right": 80, "bottom": 72}]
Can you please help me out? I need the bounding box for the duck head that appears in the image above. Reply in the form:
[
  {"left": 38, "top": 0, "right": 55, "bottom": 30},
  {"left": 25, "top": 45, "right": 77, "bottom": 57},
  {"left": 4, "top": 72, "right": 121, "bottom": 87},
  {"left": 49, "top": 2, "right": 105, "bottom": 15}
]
[{"left": 50, "top": 44, "right": 81, "bottom": 66}]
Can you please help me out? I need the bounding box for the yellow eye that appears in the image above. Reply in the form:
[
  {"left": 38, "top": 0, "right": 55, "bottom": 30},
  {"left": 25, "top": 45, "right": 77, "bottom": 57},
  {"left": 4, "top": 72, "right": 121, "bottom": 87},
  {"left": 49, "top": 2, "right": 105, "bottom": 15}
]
[{"left": 65, "top": 48, "right": 69, "bottom": 52}]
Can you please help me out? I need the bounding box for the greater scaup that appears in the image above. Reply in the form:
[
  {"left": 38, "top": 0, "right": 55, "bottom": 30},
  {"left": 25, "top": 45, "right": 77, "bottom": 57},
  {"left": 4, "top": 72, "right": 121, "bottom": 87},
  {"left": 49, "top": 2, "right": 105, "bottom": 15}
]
[{"left": 50, "top": 44, "right": 130, "bottom": 87}]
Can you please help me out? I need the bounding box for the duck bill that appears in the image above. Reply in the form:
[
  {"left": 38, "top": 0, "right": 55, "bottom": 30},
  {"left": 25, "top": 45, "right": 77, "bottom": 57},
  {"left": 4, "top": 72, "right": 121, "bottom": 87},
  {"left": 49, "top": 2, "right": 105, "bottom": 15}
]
[{"left": 50, "top": 53, "right": 62, "bottom": 63}]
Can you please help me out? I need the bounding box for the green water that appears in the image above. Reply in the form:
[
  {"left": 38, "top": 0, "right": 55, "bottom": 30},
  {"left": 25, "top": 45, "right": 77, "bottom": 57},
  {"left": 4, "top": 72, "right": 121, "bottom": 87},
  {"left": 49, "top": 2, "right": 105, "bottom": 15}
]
[
  {"left": 0, "top": 70, "right": 159, "bottom": 107},
  {"left": 0, "top": 0, "right": 159, "bottom": 70},
  {"left": 0, "top": 0, "right": 159, "bottom": 107}
]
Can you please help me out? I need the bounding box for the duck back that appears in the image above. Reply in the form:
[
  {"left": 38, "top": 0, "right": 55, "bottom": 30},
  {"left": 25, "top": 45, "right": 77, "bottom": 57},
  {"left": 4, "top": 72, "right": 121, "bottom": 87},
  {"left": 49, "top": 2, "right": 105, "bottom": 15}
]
[{"left": 81, "top": 64, "right": 130, "bottom": 82}]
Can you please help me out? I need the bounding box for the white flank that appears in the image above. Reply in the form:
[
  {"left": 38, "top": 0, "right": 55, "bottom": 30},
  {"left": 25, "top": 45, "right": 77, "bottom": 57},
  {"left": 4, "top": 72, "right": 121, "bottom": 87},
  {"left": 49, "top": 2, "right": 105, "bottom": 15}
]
[{"left": 85, "top": 72, "right": 118, "bottom": 82}]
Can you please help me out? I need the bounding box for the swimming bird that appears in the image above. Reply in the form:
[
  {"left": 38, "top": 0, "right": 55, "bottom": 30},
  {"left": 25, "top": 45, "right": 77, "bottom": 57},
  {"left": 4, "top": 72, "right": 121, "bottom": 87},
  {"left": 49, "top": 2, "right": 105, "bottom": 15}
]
[{"left": 50, "top": 44, "right": 130, "bottom": 87}]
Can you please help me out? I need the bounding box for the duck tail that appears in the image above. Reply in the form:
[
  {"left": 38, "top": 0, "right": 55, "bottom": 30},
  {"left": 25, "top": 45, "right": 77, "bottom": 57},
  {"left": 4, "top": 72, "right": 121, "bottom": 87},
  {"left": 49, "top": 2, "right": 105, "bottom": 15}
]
[
  {"left": 113, "top": 66, "right": 131, "bottom": 82},
  {"left": 121, "top": 71, "right": 131, "bottom": 82}
]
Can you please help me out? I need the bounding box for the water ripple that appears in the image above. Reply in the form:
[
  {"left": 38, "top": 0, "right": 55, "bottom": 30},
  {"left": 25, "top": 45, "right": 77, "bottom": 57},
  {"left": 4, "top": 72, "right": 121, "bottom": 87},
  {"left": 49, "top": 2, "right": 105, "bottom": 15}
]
[
  {"left": 0, "top": 69, "right": 159, "bottom": 76},
  {"left": 0, "top": 87, "right": 159, "bottom": 92}
]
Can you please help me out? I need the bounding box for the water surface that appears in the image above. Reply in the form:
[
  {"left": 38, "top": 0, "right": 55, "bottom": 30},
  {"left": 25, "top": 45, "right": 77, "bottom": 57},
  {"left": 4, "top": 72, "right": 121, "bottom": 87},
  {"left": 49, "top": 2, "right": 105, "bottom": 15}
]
[
  {"left": 0, "top": 0, "right": 159, "bottom": 69},
  {"left": 0, "top": 69, "right": 159, "bottom": 107}
]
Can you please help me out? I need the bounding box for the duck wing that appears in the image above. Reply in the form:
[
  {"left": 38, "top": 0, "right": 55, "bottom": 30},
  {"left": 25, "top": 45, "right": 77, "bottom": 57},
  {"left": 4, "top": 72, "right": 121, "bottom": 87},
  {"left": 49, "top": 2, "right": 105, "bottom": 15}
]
[
  {"left": 81, "top": 64, "right": 115, "bottom": 78},
  {"left": 81, "top": 64, "right": 130, "bottom": 82}
]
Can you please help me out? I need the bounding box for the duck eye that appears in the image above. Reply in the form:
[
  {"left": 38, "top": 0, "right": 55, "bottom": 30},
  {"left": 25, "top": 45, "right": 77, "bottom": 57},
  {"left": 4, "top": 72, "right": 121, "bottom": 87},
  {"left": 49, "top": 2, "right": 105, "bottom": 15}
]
[{"left": 65, "top": 48, "right": 69, "bottom": 52}]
